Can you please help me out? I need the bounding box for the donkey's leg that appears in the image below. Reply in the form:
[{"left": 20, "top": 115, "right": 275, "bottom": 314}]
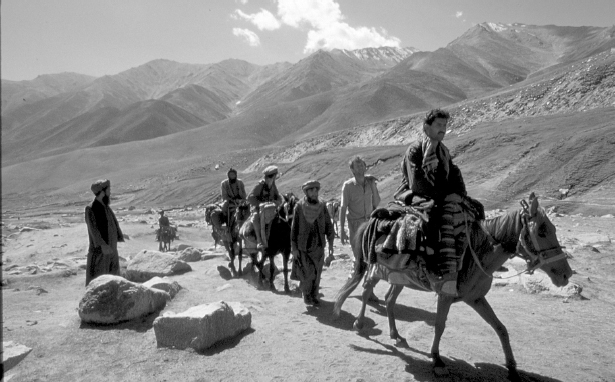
[
  {"left": 237, "top": 242, "right": 243, "bottom": 277},
  {"left": 282, "top": 250, "right": 291, "bottom": 294},
  {"left": 354, "top": 277, "right": 377, "bottom": 331},
  {"left": 268, "top": 253, "right": 277, "bottom": 291},
  {"left": 431, "top": 294, "right": 454, "bottom": 376},
  {"left": 467, "top": 296, "right": 518, "bottom": 378},
  {"left": 228, "top": 241, "right": 238, "bottom": 278},
  {"left": 385, "top": 285, "right": 406, "bottom": 346}
]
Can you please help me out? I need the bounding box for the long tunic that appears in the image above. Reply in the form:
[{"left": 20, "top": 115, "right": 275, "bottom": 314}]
[
  {"left": 291, "top": 199, "right": 335, "bottom": 295},
  {"left": 84, "top": 199, "right": 124, "bottom": 286},
  {"left": 220, "top": 179, "right": 247, "bottom": 204}
]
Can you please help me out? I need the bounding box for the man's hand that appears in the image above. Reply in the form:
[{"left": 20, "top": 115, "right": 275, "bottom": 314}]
[
  {"left": 340, "top": 230, "right": 348, "bottom": 245},
  {"left": 324, "top": 246, "right": 335, "bottom": 267}
]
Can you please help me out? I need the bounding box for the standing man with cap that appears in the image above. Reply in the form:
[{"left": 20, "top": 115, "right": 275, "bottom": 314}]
[
  {"left": 219, "top": 167, "right": 246, "bottom": 229},
  {"left": 84, "top": 179, "right": 124, "bottom": 286},
  {"left": 291, "top": 180, "right": 335, "bottom": 306},
  {"left": 247, "top": 165, "right": 283, "bottom": 250}
]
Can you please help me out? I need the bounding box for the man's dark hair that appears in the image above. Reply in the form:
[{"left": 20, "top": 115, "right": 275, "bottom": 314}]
[
  {"left": 348, "top": 156, "right": 365, "bottom": 170},
  {"left": 424, "top": 108, "right": 450, "bottom": 125}
]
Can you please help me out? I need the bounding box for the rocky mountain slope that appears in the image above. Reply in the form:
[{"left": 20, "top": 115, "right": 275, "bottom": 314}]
[{"left": 2, "top": 24, "right": 615, "bottom": 212}]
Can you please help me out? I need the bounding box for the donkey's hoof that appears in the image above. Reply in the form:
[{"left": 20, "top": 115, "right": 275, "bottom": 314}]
[
  {"left": 433, "top": 366, "right": 449, "bottom": 377},
  {"left": 353, "top": 320, "right": 363, "bottom": 331},
  {"left": 394, "top": 337, "right": 408, "bottom": 348}
]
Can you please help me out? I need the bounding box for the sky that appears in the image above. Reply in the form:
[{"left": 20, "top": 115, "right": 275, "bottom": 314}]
[{"left": 1, "top": 0, "right": 614, "bottom": 81}]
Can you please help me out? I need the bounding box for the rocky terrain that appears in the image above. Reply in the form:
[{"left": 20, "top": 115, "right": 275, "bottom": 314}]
[{"left": 1, "top": 205, "right": 614, "bottom": 381}]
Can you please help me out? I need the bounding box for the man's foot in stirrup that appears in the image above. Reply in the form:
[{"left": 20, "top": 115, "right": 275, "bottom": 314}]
[
  {"left": 257, "top": 242, "right": 265, "bottom": 251},
  {"left": 429, "top": 271, "right": 458, "bottom": 297}
]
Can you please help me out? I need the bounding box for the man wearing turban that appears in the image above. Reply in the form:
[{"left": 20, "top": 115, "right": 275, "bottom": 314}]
[
  {"left": 84, "top": 179, "right": 124, "bottom": 286},
  {"left": 290, "top": 180, "right": 335, "bottom": 306},
  {"left": 214, "top": 168, "right": 247, "bottom": 233}
]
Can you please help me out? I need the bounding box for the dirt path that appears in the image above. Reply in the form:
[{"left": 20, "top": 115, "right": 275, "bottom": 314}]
[{"left": 2, "top": 211, "right": 614, "bottom": 382}]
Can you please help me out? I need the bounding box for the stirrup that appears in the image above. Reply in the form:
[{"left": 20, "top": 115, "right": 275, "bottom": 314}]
[{"left": 428, "top": 271, "right": 458, "bottom": 297}]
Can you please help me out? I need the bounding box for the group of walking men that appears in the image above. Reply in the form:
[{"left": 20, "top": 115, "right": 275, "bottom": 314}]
[{"left": 85, "top": 108, "right": 473, "bottom": 300}]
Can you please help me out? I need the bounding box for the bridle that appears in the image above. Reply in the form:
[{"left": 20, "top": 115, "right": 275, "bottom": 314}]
[
  {"left": 465, "top": 199, "right": 567, "bottom": 279},
  {"left": 515, "top": 199, "right": 567, "bottom": 274}
]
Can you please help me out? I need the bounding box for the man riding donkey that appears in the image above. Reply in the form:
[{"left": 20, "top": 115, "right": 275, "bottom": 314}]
[
  {"left": 211, "top": 168, "right": 247, "bottom": 239},
  {"left": 248, "top": 166, "right": 284, "bottom": 251},
  {"left": 156, "top": 210, "right": 177, "bottom": 241},
  {"left": 390, "top": 108, "right": 484, "bottom": 296}
]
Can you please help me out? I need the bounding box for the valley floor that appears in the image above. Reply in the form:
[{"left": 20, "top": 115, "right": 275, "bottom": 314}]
[{"left": 2, "top": 209, "right": 614, "bottom": 382}]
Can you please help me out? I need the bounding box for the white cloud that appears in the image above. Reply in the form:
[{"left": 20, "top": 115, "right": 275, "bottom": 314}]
[
  {"left": 232, "top": 28, "right": 261, "bottom": 47},
  {"left": 456, "top": 11, "right": 463, "bottom": 18},
  {"left": 231, "top": 0, "right": 400, "bottom": 52},
  {"left": 305, "top": 23, "right": 400, "bottom": 52},
  {"left": 233, "top": 9, "right": 281, "bottom": 31},
  {"left": 275, "top": 0, "right": 400, "bottom": 53},
  {"left": 277, "top": 0, "right": 342, "bottom": 29}
]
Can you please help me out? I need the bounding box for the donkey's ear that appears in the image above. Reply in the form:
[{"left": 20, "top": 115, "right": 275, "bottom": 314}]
[{"left": 529, "top": 193, "right": 539, "bottom": 217}]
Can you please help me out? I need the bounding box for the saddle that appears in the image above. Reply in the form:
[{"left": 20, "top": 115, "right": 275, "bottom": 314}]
[
  {"left": 260, "top": 202, "right": 277, "bottom": 225},
  {"left": 364, "top": 203, "right": 430, "bottom": 271}
]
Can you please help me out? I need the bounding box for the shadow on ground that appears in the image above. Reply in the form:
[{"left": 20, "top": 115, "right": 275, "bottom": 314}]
[
  {"left": 351, "top": 336, "right": 564, "bottom": 382},
  {"left": 79, "top": 308, "right": 162, "bottom": 333}
]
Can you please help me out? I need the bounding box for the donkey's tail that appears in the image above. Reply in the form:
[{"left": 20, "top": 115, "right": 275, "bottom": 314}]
[{"left": 332, "top": 222, "right": 370, "bottom": 318}]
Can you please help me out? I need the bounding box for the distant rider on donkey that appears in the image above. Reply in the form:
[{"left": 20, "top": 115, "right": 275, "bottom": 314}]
[
  {"left": 394, "top": 108, "right": 481, "bottom": 296},
  {"left": 219, "top": 167, "right": 247, "bottom": 230},
  {"left": 156, "top": 210, "right": 176, "bottom": 241},
  {"left": 248, "top": 166, "right": 283, "bottom": 250}
]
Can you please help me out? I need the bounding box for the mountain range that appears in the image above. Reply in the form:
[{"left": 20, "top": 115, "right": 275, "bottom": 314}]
[{"left": 2, "top": 22, "right": 615, "bottom": 213}]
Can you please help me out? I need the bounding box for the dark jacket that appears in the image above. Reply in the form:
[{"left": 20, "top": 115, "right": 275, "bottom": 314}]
[
  {"left": 248, "top": 180, "right": 282, "bottom": 209},
  {"left": 85, "top": 199, "right": 124, "bottom": 253},
  {"left": 395, "top": 140, "right": 466, "bottom": 203}
]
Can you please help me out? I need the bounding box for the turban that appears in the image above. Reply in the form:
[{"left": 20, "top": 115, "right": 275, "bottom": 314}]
[
  {"left": 90, "top": 179, "right": 110, "bottom": 195},
  {"left": 301, "top": 180, "right": 320, "bottom": 192},
  {"left": 263, "top": 165, "right": 279, "bottom": 177}
]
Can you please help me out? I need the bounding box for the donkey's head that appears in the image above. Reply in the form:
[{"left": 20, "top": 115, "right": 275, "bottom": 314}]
[{"left": 516, "top": 193, "right": 573, "bottom": 287}]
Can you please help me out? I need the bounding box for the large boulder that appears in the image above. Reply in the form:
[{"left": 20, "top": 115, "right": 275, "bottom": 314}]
[
  {"left": 125, "top": 250, "right": 192, "bottom": 282},
  {"left": 142, "top": 276, "right": 182, "bottom": 299},
  {"left": 78, "top": 275, "right": 169, "bottom": 324},
  {"left": 177, "top": 247, "right": 202, "bottom": 262},
  {"left": 153, "top": 301, "right": 251, "bottom": 351},
  {"left": 2, "top": 341, "right": 32, "bottom": 371}
]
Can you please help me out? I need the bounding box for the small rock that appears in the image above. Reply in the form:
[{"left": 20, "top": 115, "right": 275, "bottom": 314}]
[
  {"left": 153, "top": 301, "right": 251, "bottom": 351},
  {"left": 2, "top": 341, "right": 33, "bottom": 371}
]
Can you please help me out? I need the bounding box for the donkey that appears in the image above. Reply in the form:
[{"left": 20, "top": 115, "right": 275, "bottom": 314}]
[
  {"left": 326, "top": 199, "right": 340, "bottom": 237},
  {"left": 215, "top": 202, "right": 251, "bottom": 278},
  {"left": 240, "top": 208, "right": 292, "bottom": 293},
  {"left": 333, "top": 193, "right": 572, "bottom": 379},
  {"left": 158, "top": 226, "right": 174, "bottom": 252}
]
